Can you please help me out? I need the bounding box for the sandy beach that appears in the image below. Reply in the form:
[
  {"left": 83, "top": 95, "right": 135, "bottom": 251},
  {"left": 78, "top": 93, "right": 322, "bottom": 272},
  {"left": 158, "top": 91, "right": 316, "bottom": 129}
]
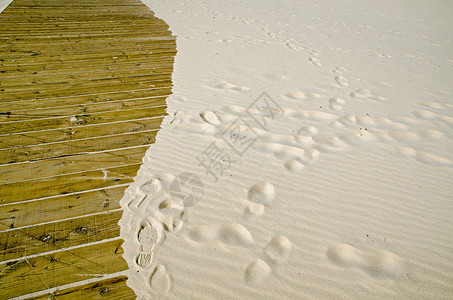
[{"left": 115, "top": 0, "right": 453, "bottom": 298}]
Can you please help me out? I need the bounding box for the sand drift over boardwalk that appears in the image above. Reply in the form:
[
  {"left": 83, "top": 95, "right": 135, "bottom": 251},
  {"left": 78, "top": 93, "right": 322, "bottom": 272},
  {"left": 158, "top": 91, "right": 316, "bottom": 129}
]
[
  {"left": 120, "top": 0, "right": 453, "bottom": 299},
  {"left": 0, "top": 0, "right": 175, "bottom": 298}
]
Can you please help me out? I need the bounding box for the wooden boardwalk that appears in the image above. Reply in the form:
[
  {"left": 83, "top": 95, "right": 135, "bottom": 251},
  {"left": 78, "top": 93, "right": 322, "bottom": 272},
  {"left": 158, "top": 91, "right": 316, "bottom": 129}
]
[{"left": 0, "top": 0, "right": 175, "bottom": 298}]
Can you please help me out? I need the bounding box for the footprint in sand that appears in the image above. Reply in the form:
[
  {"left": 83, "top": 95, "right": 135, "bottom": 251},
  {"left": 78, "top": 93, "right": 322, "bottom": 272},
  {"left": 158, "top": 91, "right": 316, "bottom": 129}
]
[
  {"left": 329, "top": 97, "right": 345, "bottom": 111},
  {"left": 244, "top": 202, "right": 265, "bottom": 219},
  {"left": 333, "top": 66, "right": 347, "bottom": 74},
  {"left": 264, "top": 235, "right": 292, "bottom": 265},
  {"left": 413, "top": 109, "right": 453, "bottom": 129},
  {"left": 188, "top": 223, "right": 255, "bottom": 248},
  {"left": 150, "top": 264, "right": 171, "bottom": 297},
  {"left": 200, "top": 111, "right": 221, "bottom": 125},
  {"left": 285, "top": 91, "right": 321, "bottom": 100},
  {"left": 309, "top": 56, "right": 323, "bottom": 67},
  {"left": 327, "top": 244, "right": 404, "bottom": 279},
  {"left": 335, "top": 76, "right": 349, "bottom": 88},
  {"left": 350, "top": 88, "right": 386, "bottom": 102},
  {"left": 244, "top": 181, "right": 275, "bottom": 219},
  {"left": 136, "top": 221, "right": 160, "bottom": 268},
  {"left": 245, "top": 259, "right": 271, "bottom": 285},
  {"left": 245, "top": 235, "right": 292, "bottom": 285},
  {"left": 206, "top": 79, "right": 249, "bottom": 92},
  {"left": 247, "top": 181, "right": 275, "bottom": 205}
]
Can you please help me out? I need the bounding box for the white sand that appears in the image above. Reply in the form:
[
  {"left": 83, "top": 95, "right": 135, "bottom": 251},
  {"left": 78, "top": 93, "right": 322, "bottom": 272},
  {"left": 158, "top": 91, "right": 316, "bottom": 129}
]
[
  {"left": 119, "top": 0, "right": 453, "bottom": 299},
  {"left": 0, "top": 0, "right": 12, "bottom": 13}
]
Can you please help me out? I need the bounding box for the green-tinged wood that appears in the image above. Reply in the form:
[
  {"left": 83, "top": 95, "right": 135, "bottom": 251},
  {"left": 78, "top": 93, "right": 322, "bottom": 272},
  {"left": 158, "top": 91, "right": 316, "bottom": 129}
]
[
  {"left": 0, "top": 210, "right": 123, "bottom": 261},
  {"left": 0, "top": 96, "right": 168, "bottom": 122},
  {"left": 0, "top": 129, "right": 158, "bottom": 163},
  {"left": 0, "top": 117, "right": 163, "bottom": 149},
  {"left": 0, "top": 105, "right": 166, "bottom": 135},
  {"left": 0, "top": 239, "right": 127, "bottom": 299},
  {"left": 0, "top": 146, "right": 149, "bottom": 184},
  {"left": 0, "top": 80, "right": 172, "bottom": 102},
  {"left": 0, "top": 0, "right": 175, "bottom": 296},
  {"left": 0, "top": 163, "right": 141, "bottom": 204},
  {"left": 0, "top": 87, "right": 170, "bottom": 109},
  {"left": 0, "top": 185, "right": 127, "bottom": 230},
  {"left": 32, "top": 276, "right": 136, "bottom": 299}
]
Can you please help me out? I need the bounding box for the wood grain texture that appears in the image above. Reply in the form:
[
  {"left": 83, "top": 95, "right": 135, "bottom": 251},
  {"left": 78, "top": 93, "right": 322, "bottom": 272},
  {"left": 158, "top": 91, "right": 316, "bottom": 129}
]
[
  {"left": 0, "top": 239, "right": 127, "bottom": 299},
  {"left": 0, "top": 0, "right": 174, "bottom": 297},
  {"left": 32, "top": 275, "right": 136, "bottom": 300}
]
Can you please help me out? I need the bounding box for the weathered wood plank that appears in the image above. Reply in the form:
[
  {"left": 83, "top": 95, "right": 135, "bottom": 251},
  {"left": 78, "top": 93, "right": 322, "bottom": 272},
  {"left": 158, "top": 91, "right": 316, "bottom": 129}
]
[
  {"left": 0, "top": 146, "right": 148, "bottom": 184},
  {"left": 0, "top": 67, "right": 173, "bottom": 91},
  {"left": 1, "top": 72, "right": 172, "bottom": 93},
  {"left": 0, "top": 79, "right": 172, "bottom": 102},
  {"left": 0, "top": 185, "right": 127, "bottom": 230},
  {"left": 0, "top": 129, "right": 158, "bottom": 164},
  {"left": 0, "top": 105, "right": 166, "bottom": 135},
  {"left": 0, "top": 117, "right": 163, "bottom": 149},
  {"left": 0, "top": 59, "right": 174, "bottom": 80},
  {"left": 0, "top": 0, "right": 175, "bottom": 296},
  {"left": 0, "top": 210, "right": 123, "bottom": 262},
  {"left": 0, "top": 48, "right": 175, "bottom": 70},
  {"left": 0, "top": 163, "right": 141, "bottom": 204},
  {"left": 32, "top": 275, "right": 136, "bottom": 300},
  {"left": 0, "top": 239, "right": 127, "bottom": 299},
  {"left": 0, "top": 95, "right": 168, "bottom": 122},
  {"left": 0, "top": 87, "right": 170, "bottom": 109}
]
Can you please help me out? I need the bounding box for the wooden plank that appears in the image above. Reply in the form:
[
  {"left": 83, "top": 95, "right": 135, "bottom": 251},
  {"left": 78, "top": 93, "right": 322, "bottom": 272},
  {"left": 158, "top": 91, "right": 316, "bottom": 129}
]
[
  {"left": 0, "top": 58, "right": 175, "bottom": 80},
  {"left": 0, "top": 129, "right": 158, "bottom": 164},
  {"left": 0, "top": 87, "right": 171, "bottom": 110},
  {"left": 0, "top": 185, "right": 127, "bottom": 230},
  {"left": 32, "top": 276, "right": 136, "bottom": 300},
  {"left": 0, "top": 67, "right": 173, "bottom": 91},
  {"left": 0, "top": 79, "right": 172, "bottom": 102},
  {"left": 0, "top": 105, "right": 166, "bottom": 135},
  {"left": 0, "top": 239, "right": 127, "bottom": 299},
  {"left": 0, "top": 48, "right": 175, "bottom": 69},
  {"left": 0, "top": 40, "right": 176, "bottom": 55},
  {"left": 0, "top": 60, "right": 175, "bottom": 81},
  {"left": 0, "top": 163, "right": 141, "bottom": 204},
  {"left": 1, "top": 71, "right": 173, "bottom": 93},
  {"left": 0, "top": 146, "right": 149, "bottom": 184},
  {"left": 0, "top": 117, "right": 163, "bottom": 149},
  {"left": 0, "top": 95, "right": 168, "bottom": 122},
  {"left": 0, "top": 210, "right": 123, "bottom": 261},
  {"left": 0, "top": 0, "right": 175, "bottom": 296}
]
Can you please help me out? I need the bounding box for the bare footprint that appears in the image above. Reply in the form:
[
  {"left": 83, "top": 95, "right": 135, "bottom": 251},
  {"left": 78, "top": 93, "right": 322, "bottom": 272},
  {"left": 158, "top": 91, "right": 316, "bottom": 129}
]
[
  {"left": 247, "top": 181, "right": 275, "bottom": 205},
  {"left": 188, "top": 223, "right": 254, "bottom": 248},
  {"left": 150, "top": 265, "right": 171, "bottom": 296},
  {"left": 284, "top": 159, "right": 305, "bottom": 172},
  {"left": 244, "top": 202, "right": 265, "bottom": 220},
  {"left": 264, "top": 235, "right": 292, "bottom": 265},
  {"left": 335, "top": 76, "right": 349, "bottom": 87},
  {"left": 329, "top": 97, "right": 345, "bottom": 111},
  {"left": 327, "top": 244, "right": 403, "bottom": 279},
  {"left": 309, "top": 57, "right": 323, "bottom": 67},
  {"left": 245, "top": 259, "right": 271, "bottom": 285},
  {"left": 244, "top": 235, "right": 291, "bottom": 285},
  {"left": 350, "top": 89, "right": 386, "bottom": 102},
  {"left": 200, "top": 111, "right": 220, "bottom": 125},
  {"left": 285, "top": 91, "right": 321, "bottom": 100}
]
